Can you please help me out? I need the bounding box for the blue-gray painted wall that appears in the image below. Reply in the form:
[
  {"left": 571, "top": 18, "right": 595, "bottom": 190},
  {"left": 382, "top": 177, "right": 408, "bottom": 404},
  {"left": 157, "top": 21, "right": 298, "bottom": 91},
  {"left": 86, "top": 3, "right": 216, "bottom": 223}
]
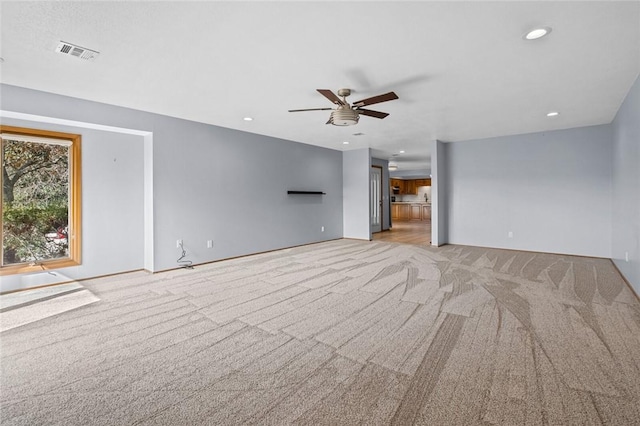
[
  {"left": 343, "top": 148, "right": 370, "bottom": 240},
  {"left": 3, "top": 78, "right": 639, "bottom": 293},
  {"left": 444, "top": 125, "right": 613, "bottom": 258},
  {"left": 1, "top": 84, "right": 343, "bottom": 292},
  {"left": 612, "top": 74, "right": 640, "bottom": 294}
]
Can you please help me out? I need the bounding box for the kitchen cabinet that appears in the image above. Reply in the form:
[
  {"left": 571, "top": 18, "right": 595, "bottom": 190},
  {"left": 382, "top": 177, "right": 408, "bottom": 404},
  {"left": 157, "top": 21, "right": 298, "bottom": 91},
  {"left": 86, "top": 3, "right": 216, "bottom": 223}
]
[
  {"left": 391, "top": 204, "right": 399, "bottom": 219},
  {"left": 390, "top": 178, "right": 430, "bottom": 194},
  {"left": 410, "top": 204, "right": 422, "bottom": 220},
  {"left": 391, "top": 203, "right": 410, "bottom": 220},
  {"left": 422, "top": 205, "right": 431, "bottom": 220},
  {"left": 400, "top": 204, "right": 411, "bottom": 220},
  {"left": 392, "top": 203, "right": 431, "bottom": 221},
  {"left": 390, "top": 179, "right": 404, "bottom": 194},
  {"left": 399, "top": 204, "right": 410, "bottom": 220},
  {"left": 415, "top": 178, "right": 431, "bottom": 187},
  {"left": 402, "top": 180, "right": 415, "bottom": 195}
]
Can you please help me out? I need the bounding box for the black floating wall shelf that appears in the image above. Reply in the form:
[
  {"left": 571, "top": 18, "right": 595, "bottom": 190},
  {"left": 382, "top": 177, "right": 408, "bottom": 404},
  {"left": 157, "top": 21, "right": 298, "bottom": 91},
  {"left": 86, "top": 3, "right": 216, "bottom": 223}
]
[{"left": 287, "top": 191, "right": 326, "bottom": 195}]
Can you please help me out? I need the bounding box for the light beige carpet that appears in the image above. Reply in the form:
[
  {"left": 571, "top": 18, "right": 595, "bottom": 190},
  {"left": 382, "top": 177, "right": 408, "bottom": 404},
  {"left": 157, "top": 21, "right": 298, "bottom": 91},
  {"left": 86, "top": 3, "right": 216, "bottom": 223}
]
[
  {"left": 0, "top": 281, "right": 100, "bottom": 332},
  {"left": 1, "top": 240, "right": 639, "bottom": 425}
]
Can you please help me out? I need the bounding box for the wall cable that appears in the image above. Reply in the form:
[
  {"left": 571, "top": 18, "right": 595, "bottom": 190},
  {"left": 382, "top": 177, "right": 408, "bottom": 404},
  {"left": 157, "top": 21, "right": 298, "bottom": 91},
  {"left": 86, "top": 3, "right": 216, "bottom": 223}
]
[{"left": 177, "top": 241, "right": 193, "bottom": 269}]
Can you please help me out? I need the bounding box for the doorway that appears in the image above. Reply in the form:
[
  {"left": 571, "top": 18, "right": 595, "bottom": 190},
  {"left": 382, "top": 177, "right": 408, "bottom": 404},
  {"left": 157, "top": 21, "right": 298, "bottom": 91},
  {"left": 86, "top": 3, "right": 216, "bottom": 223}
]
[
  {"left": 370, "top": 166, "right": 382, "bottom": 234},
  {"left": 374, "top": 177, "right": 432, "bottom": 246}
]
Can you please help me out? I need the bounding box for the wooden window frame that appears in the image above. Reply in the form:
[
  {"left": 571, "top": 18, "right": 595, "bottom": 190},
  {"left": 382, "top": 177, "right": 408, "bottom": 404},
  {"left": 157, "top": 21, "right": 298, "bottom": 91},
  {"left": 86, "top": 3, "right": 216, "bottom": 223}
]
[{"left": 0, "top": 125, "right": 82, "bottom": 275}]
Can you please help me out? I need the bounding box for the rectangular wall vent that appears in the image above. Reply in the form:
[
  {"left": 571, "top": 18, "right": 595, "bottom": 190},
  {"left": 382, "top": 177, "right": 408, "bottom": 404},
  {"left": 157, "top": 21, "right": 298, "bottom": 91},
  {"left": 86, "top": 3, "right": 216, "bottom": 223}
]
[{"left": 55, "top": 41, "right": 99, "bottom": 61}]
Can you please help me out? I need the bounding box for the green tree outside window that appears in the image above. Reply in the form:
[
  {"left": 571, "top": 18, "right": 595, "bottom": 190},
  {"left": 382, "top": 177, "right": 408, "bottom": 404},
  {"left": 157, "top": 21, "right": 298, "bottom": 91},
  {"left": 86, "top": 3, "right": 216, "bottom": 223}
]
[{"left": 1, "top": 126, "right": 81, "bottom": 275}]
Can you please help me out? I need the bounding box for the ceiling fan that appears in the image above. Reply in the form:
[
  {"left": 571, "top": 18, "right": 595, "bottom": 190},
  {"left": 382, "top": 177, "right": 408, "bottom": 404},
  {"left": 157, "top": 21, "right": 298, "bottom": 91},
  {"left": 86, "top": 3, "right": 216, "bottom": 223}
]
[{"left": 288, "top": 88, "right": 398, "bottom": 126}]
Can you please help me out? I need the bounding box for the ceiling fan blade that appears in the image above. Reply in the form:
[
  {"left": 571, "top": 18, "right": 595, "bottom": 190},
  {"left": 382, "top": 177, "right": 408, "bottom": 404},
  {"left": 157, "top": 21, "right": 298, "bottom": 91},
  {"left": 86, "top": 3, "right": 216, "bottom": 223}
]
[
  {"left": 317, "top": 89, "right": 346, "bottom": 106},
  {"left": 325, "top": 118, "right": 332, "bottom": 125},
  {"left": 288, "top": 107, "right": 334, "bottom": 112},
  {"left": 352, "top": 91, "right": 398, "bottom": 107},
  {"left": 356, "top": 108, "right": 389, "bottom": 119}
]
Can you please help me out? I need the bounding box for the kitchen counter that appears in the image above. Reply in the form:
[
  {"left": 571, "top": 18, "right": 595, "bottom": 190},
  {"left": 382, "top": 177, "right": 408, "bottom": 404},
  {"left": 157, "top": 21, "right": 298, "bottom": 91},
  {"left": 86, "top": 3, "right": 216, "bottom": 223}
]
[
  {"left": 391, "top": 203, "right": 431, "bottom": 221},
  {"left": 392, "top": 202, "right": 431, "bottom": 205}
]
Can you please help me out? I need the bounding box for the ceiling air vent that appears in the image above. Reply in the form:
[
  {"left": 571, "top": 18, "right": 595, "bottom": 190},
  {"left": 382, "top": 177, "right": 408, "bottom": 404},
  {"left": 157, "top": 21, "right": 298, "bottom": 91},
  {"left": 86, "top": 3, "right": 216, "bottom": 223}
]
[{"left": 55, "top": 41, "right": 99, "bottom": 61}]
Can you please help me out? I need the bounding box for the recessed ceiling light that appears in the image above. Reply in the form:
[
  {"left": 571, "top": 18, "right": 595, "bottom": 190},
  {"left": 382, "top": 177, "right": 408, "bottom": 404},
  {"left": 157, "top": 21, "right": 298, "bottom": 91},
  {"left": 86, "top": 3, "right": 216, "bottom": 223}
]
[
  {"left": 546, "top": 111, "right": 559, "bottom": 117},
  {"left": 343, "top": 141, "right": 349, "bottom": 145},
  {"left": 524, "top": 27, "right": 552, "bottom": 40},
  {"left": 399, "top": 150, "right": 405, "bottom": 154},
  {"left": 243, "top": 117, "right": 253, "bottom": 121}
]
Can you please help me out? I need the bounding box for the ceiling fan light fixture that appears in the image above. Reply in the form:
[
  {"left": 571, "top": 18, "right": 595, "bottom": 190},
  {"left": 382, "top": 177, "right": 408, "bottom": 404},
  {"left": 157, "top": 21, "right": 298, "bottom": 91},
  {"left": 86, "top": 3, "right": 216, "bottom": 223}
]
[
  {"left": 524, "top": 27, "right": 552, "bottom": 40},
  {"left": 289, "top": 88, "right": 397, "bottom": 126},
  {"left": 330, "top": 107, "right": 359, "bottom": 126}
]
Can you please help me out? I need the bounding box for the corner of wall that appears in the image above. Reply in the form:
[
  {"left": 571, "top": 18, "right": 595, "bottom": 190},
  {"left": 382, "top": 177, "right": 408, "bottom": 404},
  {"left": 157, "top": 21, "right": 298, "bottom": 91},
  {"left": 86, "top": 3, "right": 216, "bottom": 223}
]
[
  {"left": 431, "top": 139, "right": 448, "bottom": 246},
  {"left": 611, "top": 73, "right": 640, "bottom": 293},
  {"left": 343, "top": 149, "right": 372, "bottom": 240}
]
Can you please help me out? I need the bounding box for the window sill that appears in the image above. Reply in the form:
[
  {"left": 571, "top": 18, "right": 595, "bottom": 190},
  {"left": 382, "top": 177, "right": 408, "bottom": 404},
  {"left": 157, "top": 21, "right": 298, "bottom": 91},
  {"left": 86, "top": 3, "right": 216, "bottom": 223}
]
[{"left": 0, "top": 259, "right": 81, "bottom": 276}]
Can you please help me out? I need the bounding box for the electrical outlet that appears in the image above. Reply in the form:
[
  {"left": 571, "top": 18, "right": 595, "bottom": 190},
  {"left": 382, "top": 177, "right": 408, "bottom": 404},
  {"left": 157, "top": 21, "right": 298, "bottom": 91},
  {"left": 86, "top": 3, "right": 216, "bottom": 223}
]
[
  {"left": 321, "top": 226, "right": 325, "bottom": 232},
  {"left": 176, "top": 239, "right": 182, "bottom": 248},
  {"left": 508, "top": 231, "right": 513, "bottom": 238},
  {"left": 625, "top": 251, "right": 629, "bottom": 262},
  {"left": 207, "top": 240, "right": 213, "bottom": 249}
]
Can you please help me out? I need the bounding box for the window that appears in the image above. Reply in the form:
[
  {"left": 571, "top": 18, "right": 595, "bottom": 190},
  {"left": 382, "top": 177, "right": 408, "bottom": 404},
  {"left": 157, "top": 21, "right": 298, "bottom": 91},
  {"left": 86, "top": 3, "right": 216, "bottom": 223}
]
[{"left": 0, "top": 126, "right": 81, "bottom": 275}]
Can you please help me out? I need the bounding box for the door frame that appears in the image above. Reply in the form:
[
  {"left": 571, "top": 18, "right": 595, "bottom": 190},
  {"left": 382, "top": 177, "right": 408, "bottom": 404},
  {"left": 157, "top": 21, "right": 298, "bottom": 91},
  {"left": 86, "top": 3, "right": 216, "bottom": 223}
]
[{"left": 370, "top": 165, "right": 383, "bottom": 234}]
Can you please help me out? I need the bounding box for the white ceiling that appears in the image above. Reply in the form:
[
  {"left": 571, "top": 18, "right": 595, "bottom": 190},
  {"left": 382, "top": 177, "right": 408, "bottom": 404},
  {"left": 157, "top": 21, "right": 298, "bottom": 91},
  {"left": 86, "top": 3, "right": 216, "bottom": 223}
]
[{"left": 1, "top": 1, "right": 639, "bottom": 173}]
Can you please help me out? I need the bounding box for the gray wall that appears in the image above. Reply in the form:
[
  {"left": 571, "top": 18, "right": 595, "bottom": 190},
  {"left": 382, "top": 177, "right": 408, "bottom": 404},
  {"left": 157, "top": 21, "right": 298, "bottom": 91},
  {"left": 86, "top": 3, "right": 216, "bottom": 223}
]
[
  {"left": 390, "top": 169, "right": 431, "bottom": 179},
  {"left": 150, "top": 119, "right": 343, "bottom": 270},
  {"left": 1, "top": 119, "right": 145, "bottom": 292},
  {"left": 612, "top": 74, "right": 640, "bottom": 293},
  {"left": 1, "top": 84, "right": 343, "bottom": 291},
  {"left": 371, "top": 157, "right": 390, "bottom": 231},
  {"left": 431, "top": 140, "right": 448, "bottom": 246},
  {"left": 343, "top": 149, "right": 371, "bottom": 240},
  {"left": 444, "top": 125, "right": 613, "bottom": 258}
]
